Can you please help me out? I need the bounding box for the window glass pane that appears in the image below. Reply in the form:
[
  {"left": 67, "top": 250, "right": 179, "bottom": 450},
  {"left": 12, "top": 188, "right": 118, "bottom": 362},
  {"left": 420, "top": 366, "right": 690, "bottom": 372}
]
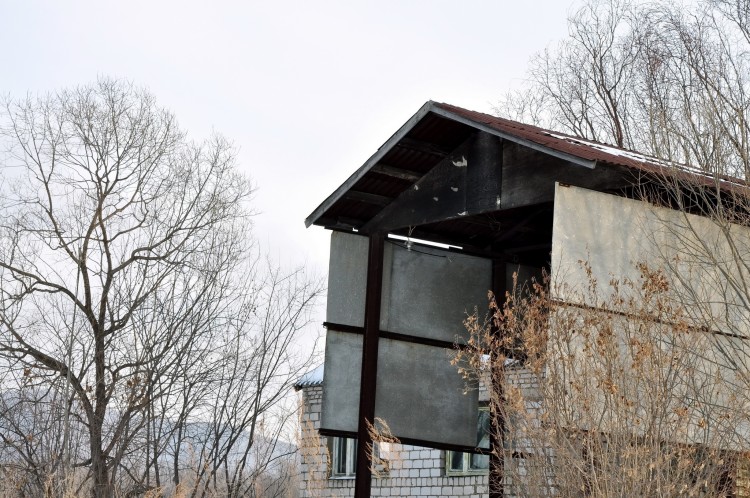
[
  {"left": 449, "top": 451, "right": 465, "bottom": 471},
  {"left": 447, "top": 408, "right": 492, "bottom": 475},
  {"left": 331, "top": 437, "right": 358, "bottom": 476},
  {"left": 477, "top": 409, "right": 491, "bottom": 449},
  {"left": 346, "top": 439, "right": 358, "bottom": 475},
  {"left": 470, "top": 452, "right": 489, "bottom": 470},
  {"left": 335, "top": 438, "right": 347, "bottom": 475}
]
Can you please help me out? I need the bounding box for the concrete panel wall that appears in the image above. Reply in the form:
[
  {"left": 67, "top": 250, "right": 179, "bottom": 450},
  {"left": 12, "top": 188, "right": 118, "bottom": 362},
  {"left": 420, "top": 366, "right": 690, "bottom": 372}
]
[
  {"left": 379, "top": 242, "right": 492, "bottom": 343},
  {"left": 551, "top": 184, "right": 643, "bottom": 301},
  {"left": 326, "top": 232, "right": 369, "bottom": 327},
  {"left": 551, "top": 183, "right": 750, "bottom": 336},
  {"left": 374, "top": 338, "right": 479, "bottom": 447},
  {"left": 323, "top": 232, "right": 489, "bottom": 448},
  {"left": 321, "top": 331, "right": 480, "bottom": 447},
  {"left": 321, "top": 330, "right": 363, "bottom": 434},
  {"left": 550, "top": 184, "right": 750, "bottom": 448}
]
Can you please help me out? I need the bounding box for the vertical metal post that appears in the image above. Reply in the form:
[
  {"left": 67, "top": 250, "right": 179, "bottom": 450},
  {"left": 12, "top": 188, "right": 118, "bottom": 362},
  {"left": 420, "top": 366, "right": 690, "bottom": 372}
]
[
  {"left": 489, "top": 260, "right": 507, "bottom": 498},
  {"left": 354, "top": 233, "right": 385, "bottom": 498}
]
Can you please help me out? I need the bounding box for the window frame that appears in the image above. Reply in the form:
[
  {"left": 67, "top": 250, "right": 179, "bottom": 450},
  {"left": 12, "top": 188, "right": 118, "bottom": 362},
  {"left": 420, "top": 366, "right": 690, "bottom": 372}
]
[
  {"left": 329, "top": 436, "right": 357, "bottom": 479},
  {"left": 446, "top": 405, "right": 491, "bottom": 476}
]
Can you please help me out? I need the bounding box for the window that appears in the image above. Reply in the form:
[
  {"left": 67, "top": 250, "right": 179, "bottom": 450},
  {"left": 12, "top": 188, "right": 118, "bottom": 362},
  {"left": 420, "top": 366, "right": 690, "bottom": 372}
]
[
  {"left": 330, "top": 437, "right": 357, "bottom": 478},
  {"left": 446, "top": 407, "right": 491, "bottom": 476},
  {"left": 328, "top": 437, "right": 389, "bottom": 478}
]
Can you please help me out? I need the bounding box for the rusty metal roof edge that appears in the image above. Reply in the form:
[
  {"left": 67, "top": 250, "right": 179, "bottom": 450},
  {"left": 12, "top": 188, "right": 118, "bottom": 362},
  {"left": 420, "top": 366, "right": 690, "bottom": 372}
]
[
  {"left": 429, "top": 105, "right": 597, "bottom": 170},
  {"left": 304, "top": 101, "right": 438, "bottom": 228}
]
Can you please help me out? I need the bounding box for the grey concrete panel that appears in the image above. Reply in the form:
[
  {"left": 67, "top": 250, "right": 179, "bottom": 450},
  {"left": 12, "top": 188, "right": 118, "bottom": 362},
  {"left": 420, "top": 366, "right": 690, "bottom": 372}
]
[
  {"left": 551, "top": 183, "right": 750, "bottom": 335},
  {"left": 547, "top": 306, "right": 750, "bottom": 449},
  {"left": 551, "top": 184, "right": 644, "bottom": 303},
  {"left": 320, "top": 331, "right": 481, "bottom": 448},
  {"left": 374, "top": 338, "right": 479, "bottom": 447},
  {"left": 320, "top": 330, "right": 362, "bottom": 434},
  {"left": 326, "top": 231, "right": 368, "bottom": 327},
  {"left": 550, "top": 184, "right": 750, "bottom": 448},
  {"left": 379, "top": 242, "right": 491, "bottom": 344}
]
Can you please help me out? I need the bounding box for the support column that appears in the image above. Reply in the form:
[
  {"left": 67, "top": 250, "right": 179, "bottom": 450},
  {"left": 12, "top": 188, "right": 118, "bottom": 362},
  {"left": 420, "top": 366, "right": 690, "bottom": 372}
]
[
  {"left": 354, "top": 233, "right": 385, "bottom": 498},
  {"left": 489, "top": 260, "right": 507, "bottom": 498}
]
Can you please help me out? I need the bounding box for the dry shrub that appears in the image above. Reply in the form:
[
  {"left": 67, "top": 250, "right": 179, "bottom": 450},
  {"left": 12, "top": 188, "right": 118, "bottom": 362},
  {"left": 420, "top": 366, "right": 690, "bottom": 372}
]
[
  {"left": 366, "top": 417, "right": 401, "bottom": 478},
  {"left": 458, "top": 263, "right": 748, "bottom": 497}
]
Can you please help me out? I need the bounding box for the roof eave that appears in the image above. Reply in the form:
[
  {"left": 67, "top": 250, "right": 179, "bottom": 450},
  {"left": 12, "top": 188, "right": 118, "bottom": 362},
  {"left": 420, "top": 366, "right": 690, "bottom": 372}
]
[
  {"left": 304, "top": 101, "right": 437, "bottom": 228},
  {"left": 305, "top": 102, "right": 598, "bottom": 228}
]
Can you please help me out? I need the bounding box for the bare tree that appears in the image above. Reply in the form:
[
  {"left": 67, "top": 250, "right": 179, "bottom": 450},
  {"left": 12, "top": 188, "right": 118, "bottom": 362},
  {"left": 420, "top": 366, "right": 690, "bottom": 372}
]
[
  {"left": 0, "top": 79, "right": 318, "bottom": 498},
  {"left": 499, "top": 0, "right": 750, "bottom": 178},
  {"left": 176, "top": 263, "right": 321, "bottom": 498}
]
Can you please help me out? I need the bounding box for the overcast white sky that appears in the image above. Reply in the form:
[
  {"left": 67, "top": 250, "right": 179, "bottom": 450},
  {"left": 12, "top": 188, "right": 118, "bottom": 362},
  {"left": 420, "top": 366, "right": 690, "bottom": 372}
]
[{"left": 1, "top": 0, "right": 576, "bottom": 342}]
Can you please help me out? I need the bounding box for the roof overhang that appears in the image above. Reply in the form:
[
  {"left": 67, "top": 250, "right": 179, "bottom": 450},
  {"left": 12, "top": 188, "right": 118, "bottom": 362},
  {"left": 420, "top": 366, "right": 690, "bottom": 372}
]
[{"left": 305, "top": 101, "right": 596, "bottom": 229}]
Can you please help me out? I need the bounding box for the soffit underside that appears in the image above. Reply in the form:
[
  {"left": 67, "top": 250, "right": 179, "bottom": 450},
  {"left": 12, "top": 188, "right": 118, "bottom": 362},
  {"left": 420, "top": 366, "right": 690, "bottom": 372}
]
[{"left": 309, "top": 106, "right": 637, "bottom": 255}]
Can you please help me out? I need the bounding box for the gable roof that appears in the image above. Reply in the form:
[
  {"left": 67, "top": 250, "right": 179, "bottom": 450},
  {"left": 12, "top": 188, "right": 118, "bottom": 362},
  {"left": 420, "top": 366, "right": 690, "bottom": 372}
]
[
  {"left": 305, "top": 101, "right": 680, "bottom": 231},
  {"left": 432, "top": 103, "right": 674, "bottom": 172}
]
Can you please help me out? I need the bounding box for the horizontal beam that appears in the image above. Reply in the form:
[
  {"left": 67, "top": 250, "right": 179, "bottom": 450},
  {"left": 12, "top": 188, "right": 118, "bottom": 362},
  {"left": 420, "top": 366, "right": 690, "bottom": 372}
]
[
  {"left": 371, "top": 164, "right": 422, "bottom": 182},
  {"left": 317, "top": 216, "right": 367, "bottom": 230},
  {"left": 397, "top": 137, "right": 451, "bottom": 157},
  {"left": 343, "top": 190, "right": 392, "bottom": 206},
  {"left": 322, "top": 321, "right": 467, "bottom": 350},
  {"left": 500, "top": 242, "right": 551, "bottom": 253},
  {"left": 318, "top": 428, "right": 491, "bottom": 456}
]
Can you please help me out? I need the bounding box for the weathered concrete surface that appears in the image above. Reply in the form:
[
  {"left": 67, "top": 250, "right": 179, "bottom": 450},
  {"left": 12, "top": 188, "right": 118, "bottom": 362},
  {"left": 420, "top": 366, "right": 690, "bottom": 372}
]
[
  {"left": 323, "top": 231, "right": 488, "bottom": 447},
  {"left": 326, "top": 231, "right": 369, "bottom": 328},
  {"left": 321, "top": 329, "right": 362, "bottom": 434},
  {"left": 374, "top": 338, "right": 479, "bottom": 447},
  {"left": 380, "top": 242, "right": 491, "bottom": 344},
  {"left": 321, "top": 330, "right": 479, "bottom": 447},
  {"left": 550, "top": 183, "right": 750, "bottom": 448},
  {"left": 551, "top": 183, "right": 750, "bottom": 334}
]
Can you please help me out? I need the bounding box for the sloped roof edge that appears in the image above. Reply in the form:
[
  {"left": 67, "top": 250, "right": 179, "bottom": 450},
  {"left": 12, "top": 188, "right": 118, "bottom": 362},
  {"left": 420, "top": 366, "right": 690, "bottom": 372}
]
[
  {"left": 429, "top": 103, "right": 597, "bottom": 170},
  {"left": 305, "top": 101, "right": 602, "bottom": 228},
  {"left": 305, "top": 101, "right": 435, "bottom": 228},
  {"left": 304, "top": 101, "right": 708, "bottom": 229},
  {"left": 294, "top": 364, "right": 324, "bottom": 390}
]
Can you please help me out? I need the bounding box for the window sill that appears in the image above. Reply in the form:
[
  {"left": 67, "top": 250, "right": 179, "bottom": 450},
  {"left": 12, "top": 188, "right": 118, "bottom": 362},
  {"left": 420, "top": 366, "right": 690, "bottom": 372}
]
[{"left": 445, "top": 470, "right": 489, "bottom": 477}]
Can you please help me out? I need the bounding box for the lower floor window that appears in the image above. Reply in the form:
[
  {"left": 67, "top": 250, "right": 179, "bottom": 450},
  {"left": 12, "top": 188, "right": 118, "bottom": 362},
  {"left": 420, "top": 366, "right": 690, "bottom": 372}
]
[
  {"left": 330, "top": 437, "right": 357, "bottom": 478},
  {"left": 448, "top": 449, "right": 489, "bottom": 473},
  {"left": 447, "top": 406, "right": 491, "bottom": 475}
]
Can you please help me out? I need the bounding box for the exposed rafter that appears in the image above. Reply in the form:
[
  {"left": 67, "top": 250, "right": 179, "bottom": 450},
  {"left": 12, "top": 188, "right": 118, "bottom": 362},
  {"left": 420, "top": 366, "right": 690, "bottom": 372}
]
[
  {"left": 396, "top": 137, "right": 451, "bottom": 157},
  {"left": 371, "top": 164, "right": 422, "bottom": 182},
  {"left": 343, "top": 190, "right": 392, "bottom": 206}
]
